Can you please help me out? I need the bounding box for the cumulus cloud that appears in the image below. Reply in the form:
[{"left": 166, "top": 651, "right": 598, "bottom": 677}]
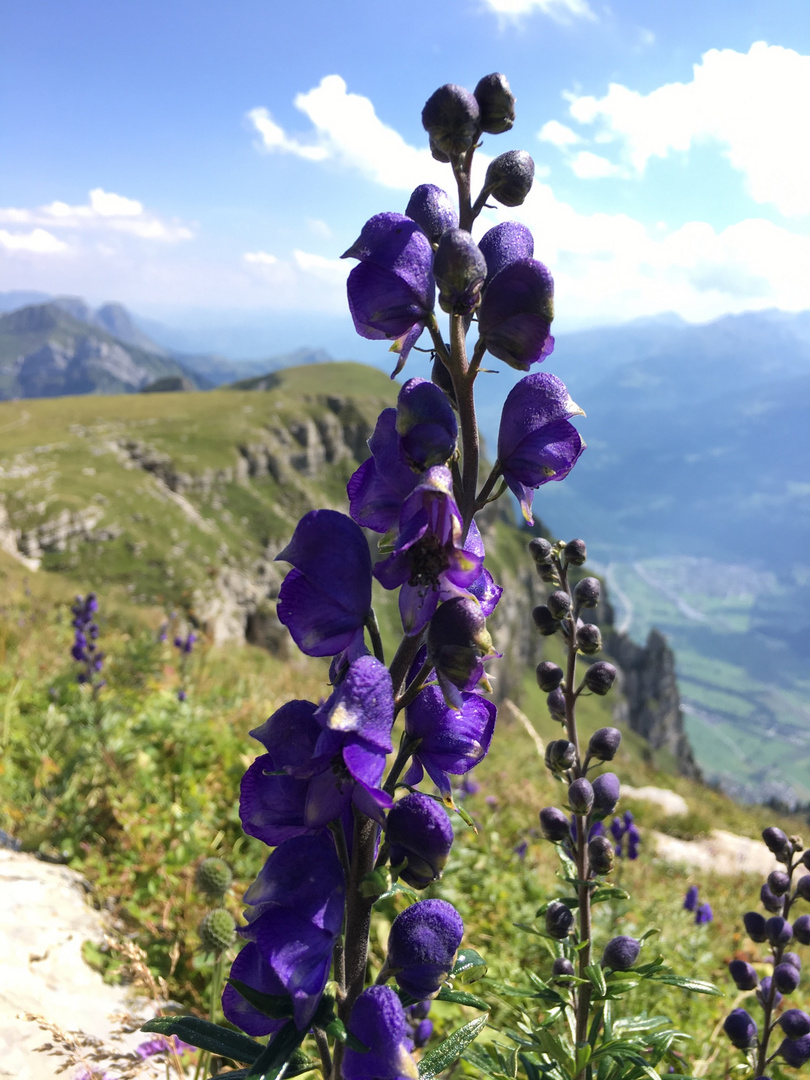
[
  {"left": 569, "top": 151, "right": 623, "bottom": 179},
  {"left": 563, "top": 42, "right": 810, "bottom": 216},
  {"left": 0, "top": 228, "right": 68, "bottom": 254},
  {"left": 480, "top": 0, "right": 595, "bottom": 21},
  {"left": 538, "top": 120, "right": 581, "bottom": 147},
  {"left": 243, "top": 251, "right": 279, "bottom": 265}
]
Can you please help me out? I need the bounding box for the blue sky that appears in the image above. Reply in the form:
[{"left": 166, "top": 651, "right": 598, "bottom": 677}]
[{"left": 2, "top": 0, "right": 809, "bottom": 347}]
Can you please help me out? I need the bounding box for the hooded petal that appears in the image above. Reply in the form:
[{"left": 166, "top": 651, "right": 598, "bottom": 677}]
[
  {"left": 405, "top": 684, "right": 497, "bottom": 796},
  {"left": 478, "top": 258, "right": 555, "bottom": 370},
  {"left": 347, "top": 409, "right": 417, "bottom": 532}
]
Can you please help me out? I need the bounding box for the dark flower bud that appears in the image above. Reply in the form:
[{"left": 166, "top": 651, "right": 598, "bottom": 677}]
[
  {"left": 802, "top": 849, "right": 810, "bottom": 869},
  {"left": 795, "top": 874, "right": 810, "bottom": 901},
  {"left": 536, "top": 562, "right": 559, "bottom": 583},
  {"left": 343, "top": 986, "right": 418, "bottom": 1080},
  {"left": 480, "top": 221, "right": 534, "bottom": 286},
  {"left": 773, "top": 962, "right": 800, "bottom": 995},
  {"left": 545, "top": 900, "right": 574, "bottom": 939},
  {"left": 779, "top": 1034, "right": 810, "bottom": 1068},
  {"left": 793, "top": 914, "right": 810, "bottom": 945},
  {"left": 536, "top": 660, "right": 564, "bottom": 692},
  {"left": 602, "top": 935, "right": 640, "bottom": 971},
  {"left": 198, "top": 908, "right": 237, "bottom": 955},
  {"left": 723, "top": 1008, "right": 758, "bottom": 1050},
  {"left": 528, "top": 537, "right": 553, "bottom": 564},
  {"left": 744, "top": 910, "right": 768, "bottom": 942},
  {"left": 547, "top": 590, "right": 573, "bottom": 620},
  {"left": 387, "top": 898, "right": 464, "bottom": 1000},
  {"left": 427, "top": 597, "right": 497, "bottom": 699},
  {"left": 430, "top": 352, "right": 456, "bottom": 403},
  {"left": 545, "top": 739, "right": 577, "bottom": 774},
  {"left": 784, "top": 951, "right": 802, "bottom": 972},
  {"left": 413, "top": 1018, "right": 433, "bottom": 1048},
  {"left": 386, "top": 792, "right": 454, "bottom": 889},
  {"left": 551, "top": 957, "right": 575, "bottom": 978},
  {"left": 532, "top": 604, "right": 559, "bottom": 636},
  {"left": 433, "top": 228, "right": 487, "bottom": 315},
  {"left": 576, "top": 623, "right": 602, "bottom": 655},
  {"left": 429, "top": 137, "right": 451, "bottom": 163},
  {"left": 406, "top": 184, "right": 459, "bottom": 245},
  {"left": 762, "top": 826, "right": 792, "bottom": 862},
  {"left": 574, "top": 577, "right": 601, "bottom": 608},
  {"left": 729, "top": 959, "right": 759, "bottom": 990},
  {"left": 422, "top": 84, "right": 480, "bottom": 159},
  {"left": 396, "top": 377, "right": 458, "bottom": 469},
  {"left": 539, "top": 806, "right": 571, "bottom": 843},
  {"left": 589, "top": 835, "right": 615, "bottom": 875},
  {"left": 592, "top": 773, "right": 620, "bottom": 820},
  {"left": 583, "top": 662, "right": 617, "bottom": 696},
  {"left": 780, "top": 1009, "right": 810, "bottom": 1039},
  {"left": 757, "top": 976, "right": 783, "bottom": 1010},
  {"left": 563, "top": 539, "right": 587, "bottom": 565},
  {"left": 766, "top": 916, "right": 792, "bottom": 948},
  {"left": 473, "top": 73, "right": 515, "bottom": 134},
  {"left": 587, "top": 727, "right": 622, "bottom": 762},
  {"left": 484, "top": 149, "right": 535, "bottom": 207},
  {"left": 768, "top": 870, "right": 791, "bottom": 896},
  {"left": 568, "top": 777, "right": 594, "bottom": 816},
  {"left": 547, "top": 687, "right": 566, "bottom": 723},
  {"left": 195, "top": 857, "right": 233, "bottom": 900},
  {"left": 761, "top": 883, "right": 785, "bottom": 913}
]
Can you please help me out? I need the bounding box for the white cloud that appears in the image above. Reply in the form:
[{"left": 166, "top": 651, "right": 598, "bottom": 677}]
[
  {"left": 0, "top": 189, "right": 193, "bottom": 243},
  {"left": 539, "top": 120, "right": 581, "bottom": 147},
  {"left": 247, "top": 107, "right": 329, "bottom": 162},
  {"left": 480, "top": 0, "right": 595, "bottom": 21},
  {"left": 564, "top": 42, "right": 810, "bottom": 216},
  {"left": 0, "top": 228, "right": 68, "bottom": 254},
  {"left": 569, "top": 151, "right": 623, "bottom": 179},
  {"left": 243, "top": 251, "right": 278, "bottom": 265}
]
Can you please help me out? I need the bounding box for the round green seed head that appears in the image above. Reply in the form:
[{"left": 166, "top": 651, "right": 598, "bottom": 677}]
[
  {"left": 199, "top": 908, "right": 236, "bottom": 954},
  {"left": 195, "top": 857, "right": 233, "bottom": 899}
]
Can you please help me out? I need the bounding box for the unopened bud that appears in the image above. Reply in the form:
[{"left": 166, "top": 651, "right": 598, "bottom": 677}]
[
  {"left": 761, "top": 882, "right": 785, "bottom": 913},
  {"left": 743, "top": 911, "right": 768, "bottom": 943},
  {"left": 795, "top": 915, "right": 810, "bottom": 945},
  {"left": 473, "top": 73, "right": 515, "bottom": 134},
  {"left": 547, "top": 590, "right": 572, "bottom": 620},
  {"left": 528, "top": 537, "right": 553, "bottom": 564},
  {"left": 406, "top": 184, "right": 459, "bottom": 245},
  {"left": 796, "top": 875, "right": 810, "bottom": 901},
  {"left": 768, "top": 870, "right": 791, "bottom": 896},
  {"left": 433, "top": 228, "right": 487, "bottom": 315},
  {"left": 763, "top": 826, "right": 792, "bottom": 862},
  {"left": 547, "top": 687, "right": 566, "bottom": 723},
  {"left": 574, "top": 577, "right": 601, "bottom": 608},
  {"left": 766, "top": 916, "right": 793, "bottom": 948},
  {"left": 576, "top": 623, "right": 602, "bottom": 654},
  {"left": 729, "top": 960, "right": 759, "bottom": 991},
  {"left": 536, "top": 660, "right": 564, "bottom": 692},
  {"left": 545, "top": 739, "right": 576, "bottom": 774},
  {"left": 589, "top": 835, "right": 614, "bottom": 876},
  {"left": 532, "top": 605, "right": 559, "bottom": 636},
  {"left": 545, "top": 900, "right": 574, "bottom": 939},
  {"left": 195, "top": 857, "right": 233, "bottom": 901},
  {"left": 422, "top": 84, "right": 480, "bottom": 159},
  {"left": 587, "top": 727, "right": 622, "bottom": 762},
  {"left": 568, "top": 777, "right": 594, "bottom": 816},
  {"left": 583, "top": 662, "right": 617, "bottom": 696},
  {"left": 774, "top": 961, "right": 800, "bottom": 995},
  {"left": 591, "top": 772, "right": 620, "bottom": 820},
  {"left": 539, "top": 806, "right": 571, "bottom": 843},
  {"left": 484, "top": 150, "right": 535, "bottom": 207},
  {"left": 602, "top": 935, "right": 640, "bottom": 971},
  {"left": 551, "top": 957, "right": 575, "bottom": 978},
  {"left": 563, "top": 539, "right": 587, "bottom": 565}
]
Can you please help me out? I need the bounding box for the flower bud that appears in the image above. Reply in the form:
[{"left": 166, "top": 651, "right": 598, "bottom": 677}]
[
  {"left": 473, "top": 73, "right": 515, "bottom": 134},
  {"left": 802, "top": 849, "right": 810, "bottom": 869},
  {"left": 795, "top": 874, "right": 810, "bottom": 901},
  {"left": 583, "top": 662, "right": 617, "bottom": 696},
  {"left": 779, "top": 1034, "right": 810, "bottom": 1068},
  {"left": 762, "top": 826, "right": 792, "bottom": 862},
  {"left": 422, "top": 84, "right": 480, "bottom": 159},
  {"left": 563, "top": 539, "right": 587, "bottom": 565},
  {"left": 761, "top": 882, "right": 785, "bottom": 913},
  {"left": 536, "top": 660, "right": 564, "bottom": 692},
  {"left": 406, "top": 184, "right": 459, "bottom": 245},
  {"left": 723, "top": 1008, "right": 758, "bottom": 1049},
  {"left": 484, "top": 150, "right": 535, "bottom": 207},
  {"left": 427, "top": 597, "right": 497, "bottom": 697},
  {"left": 729, "top": 960, "right": 759, "bottom": 990},
  {"left": 480, "top": 221, "right": 534, "bottom": 285},
  {"left": 589, "top": 834, "right": 615, "bottom": 876},
  {"left": 545, "top": 739, "right": 577, "bottom": 774},
  {"left": 592, "top": 773, "right": 620, "bottom": 820},
  {"left": 396, "top": 377, "right": 458, "bottom": 469},
  {"left": 587, "top": 727, "right": 622, "bottom": 762},
  {"left": 793, "top": 914, "right": 810, "bottom": 945},
  {"left": 551, "top": 957, "right": 575, "bottom": 978},
  {"left": 744, "top": 910, "right": 768, "bottom": 942},
  {"left": 785, "top": 951, "right": 802, "bottom": 972},
  {"left": 780, "top": 1010, "right": 810, "bottom": 1038},
  {"left": 602, "top": 935, "right": 640, "bottom": 971},
  {"left": 343, "top": 986, "right": 418, "bottom": 1080},
  {"left": 387, "top": 899, "right": 464, "bottom": 999},
  {"left": 528, "top": 537, "right": 553, "bottom": 564},
  {"left": 574, "top": 577, "right": 601, "bottom": 609},
  {"left": 532, "top": 604, "right": 559, "bottom": 636},
  {"left": 386, "top": 792, "right": 454, "bottom": 889},
  {"left": 539, "top": 806, "right": 571, "bottom": 843},
  {"left": 576, "top": 623, "right": 602, "bottom": 655},
  {"left": 767, "top": 870, "right": 791, "bottom": 896},
  {"left": 568, "top": 777, "right": 594, "bottom": 816},
  {"left": 758, "top": 976, "right": 783, "bottom": 1010},
  {"left": 774, "top": 962, "right": 800, "bottom": 995},
  {"left": 198, "top": 908, "right": 237, "bottom": 955},
  {"left": 547, "top": 590, "right": 572, "bottom": 620},
  {"left": 413, "top": 1019, "right": 433, "bottom": 1048},
  {"left": 766, "top": 916, "right": 792, "bottom": 948},
  {"left": 433, "top": 228, "right": 487, "bottom": 315},
  {"left": 547, "top": 687, "right": 566, "bottom": 723},
  {"left": 195, "top": 857, "right": 233, "bottom": 901},
  {"left": 545, "top": 900, "right": 574, "bottom": 939}
]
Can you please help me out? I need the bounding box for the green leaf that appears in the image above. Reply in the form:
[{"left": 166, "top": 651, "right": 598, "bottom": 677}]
[
  {"left": 612, "top": 1015, "right": 672, "bottom": 1035},
  {"left": 227, "top": 979, "right": 295, "bottom": 1020},
  {"left": 638, "top": 927, "right": 660, "bottom": 944},
  {"left": 647, "top": 972, "right": 723, "bottom": 995},
  {"left": 245, "top": 1020, "right": 307, "bottom": 1080},
  {"left": 436, "top": 986, "right": 489, "bottom": 1010},
  {"left": 585, "top": 963, "right": 607, "bottom": 998},
  {"left": 418, "top": 1013, "right": 489, "bottom": 1079},
  {"left": 453, "top": 948, "right": 488, "bottom": 982},
  {"left": 590, "top": 886, "right": 630, "bottom": 903},
  {"left": 140, "top": 1016, "right": 263, "bottom": 1064},
  {"left": 574, "top": 1042, "right": 591, "bottom": 1073}
]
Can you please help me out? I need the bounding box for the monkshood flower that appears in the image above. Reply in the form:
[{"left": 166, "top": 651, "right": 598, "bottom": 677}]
[
  {"left": 496, "top": 373, "right": 585, "bottom": 524},
  {"left": 405, "top": 184, "right": 458, "bottom": 246},
  {"left": 348, "top": 409, "right": 418, "bottom": 532},
  {"left": 602, "top": 935, "right": 641, "bottom": 971},
  {"left": 478, "top": 258, "right": 555, "bottom": 371},
  {"left": 374, "top": 467, "right": 482, "bottom": 635},
  {"left": 386, "top": 792, "right": 454, "bottom": 889},
  {"left": 479, "top": 221, "right": 534, "bottom": 287},
  {"left": 683, "top": 885, "right": 699, "bottom": 912},
  {"left": 136, "top": 1034, "right": 195, "bottom": 1059},
  {"left": 610, "top": 811, "right": 640, "bottom": 860},
  {"left": 387, "top": 898, "right": 464, "bottom": 999},
  {"left": 223, "top": 833, "right": 345, "bottom": 1034},
  {"left": 343, "top": 986, "right": 419, "bottom": 1080},
  {"left": 342, "top": 212, "right": 435, "bottom": 376},
  {"left": 432, "top": 228, "right": 487, "bottom": 316},
  {"left": 426, "top": 596, "right": 500, "bottom": 708},
  {"left": 465, "top": 521, "right": 503, "bottom": 616},
  {"left": 402, "top": 676, "right": 496, "bottom": 797},
  {"left": 396, "top": 378, "right": 458, "bottom": 470},
  {"left": 70, "top": 592, "right": 105, "bottom": 691},
  {"left": 780, "top": 1034, "right": 810, "bottom": 1068},
  {"left": 695, "top": 902, "right": 713, "bottom": 925},
  {"left": 276, "top": 509, "right": 372, "bottom": 658}
]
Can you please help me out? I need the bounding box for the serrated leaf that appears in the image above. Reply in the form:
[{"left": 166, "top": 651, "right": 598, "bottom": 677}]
[
  {"left": 585, "top": 963, "right": 607, "bottom": 997},
  {"left": 227, "top": 979, "right": 295, "bottom": 1020},
  {"left": 245, "top": 1020, "right": 307, "bottom": 1080},
  {"left": 436, "top": 986, "right": 489, "bottom": 1010},
  {"left": 453, "top": 948, "right": 487, "bottom": 982},
  {"left": 418, "top": 1013, "right": 489, "bottom": 1079},
  {"left": 140, "top": 1016, "right": 263, "bottom": 1064},
  {"left": 648, "top": 972, "right": 723, "bottom": 995}
]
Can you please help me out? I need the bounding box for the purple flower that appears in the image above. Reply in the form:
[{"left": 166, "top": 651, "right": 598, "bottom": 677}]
[
  {"left": 136, "top": 1034, "right": 195, "bottom": 1059},
  {"left": 602, "top": 935, "right": 640, "bottom": 971},
  {"left": 386, "top": 792, "right": 454, "bottom": 889},
  {"left": 374, "top": 467, "right": 482, "bottom": 635},
  {"left": 405, "top": 184, "right": 458, "bottom": 245},
  {"left": 780, "top": 1035, "right": 810, "bottom": 1068},
  {"left": 396, "top": 378, "right": 458, "bottom": 470},
  {"left": 497, "top": 373, "right": 585, "bottom": 524},
  {"left": 276, "top": 509, "right": 372, "bottom": 657},
  {"left": 683, "top": 886, "right": 699, "bottom": 912},
  {"left": 724, "top": 1008, "right": 758, "bottom": 1050},
  {"left": 464, "top": 521, "right": 502, "bottom": 616},
  {"left": 387, "top": 899, "right": 464, "bottom": 999},
  {"left": 426, "top": 596, "right": 500, "bottom": 708},
  {"left": 343, "top": 986, "right": 418, "bottom": 1080},
  {"left": 225, "top": 834, "right": 345, "bottom": 1033},
  {"left": 348, "top": 409, "right": 419, "bottom": 533},
  {"left": 478, "top": 258, "right": 555, "bottom": 371},
  {"left": 695, "top": 902, "right": 713, "bottom": 925},
  {"left": 479, "top": 221, "right": 534, "bottom": 286},
  {"left": 343, "top": 212, "right": 435, "bottom": 377},
  {"left": 433, "top": 228, "right": 487, "bottom": 315}
]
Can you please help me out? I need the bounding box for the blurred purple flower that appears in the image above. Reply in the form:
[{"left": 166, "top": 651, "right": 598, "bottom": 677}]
[
  {"left": 683, "top": 886, "right": 699, "bottom": 912},
  {"left": 695, "top": 902, "right": 713, "bottom": 925},
  {"left": 343, "top": 986, "right": 418, "bottom": 1080}
]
